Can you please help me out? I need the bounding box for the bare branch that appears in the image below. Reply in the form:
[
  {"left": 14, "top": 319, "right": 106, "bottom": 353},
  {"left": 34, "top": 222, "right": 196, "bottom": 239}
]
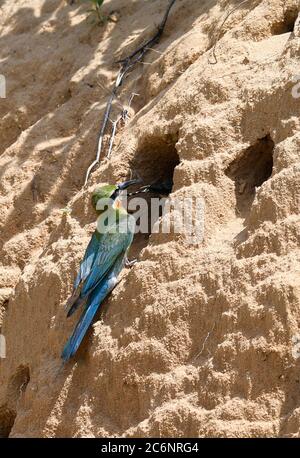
[
  {"left": 193, "top": 323, "right": 216, "bottom": 361},
  {"left": 84, "top": 0, "right": 177, "bottom": 186},
  {"left": 209, "top": 0, "right": 254, "bottom": 65}
]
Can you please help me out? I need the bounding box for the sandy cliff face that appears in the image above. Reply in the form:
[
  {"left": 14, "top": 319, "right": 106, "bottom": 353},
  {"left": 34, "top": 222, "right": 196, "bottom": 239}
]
[{"left": 0, "top": 0, "right": 300, "bottom": 438}]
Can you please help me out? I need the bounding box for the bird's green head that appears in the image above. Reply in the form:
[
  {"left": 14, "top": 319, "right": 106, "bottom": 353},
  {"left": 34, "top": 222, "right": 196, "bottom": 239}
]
[
  {"left": 92, "top": 179, "right": 140, "bottom": 214},
  {"left": 92, "top": 184, "right": 117, "bottom": 211}
]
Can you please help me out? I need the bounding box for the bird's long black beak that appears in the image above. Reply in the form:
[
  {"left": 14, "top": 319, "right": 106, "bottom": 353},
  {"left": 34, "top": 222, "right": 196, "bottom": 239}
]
[{"left": 117, "top": 178, "right": 142, "bottom": 190}]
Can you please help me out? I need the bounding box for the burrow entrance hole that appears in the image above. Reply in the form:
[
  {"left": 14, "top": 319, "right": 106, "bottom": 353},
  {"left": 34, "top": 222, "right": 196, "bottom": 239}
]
[
  {"left": 0, "top": 406, "right": 16, "bottom": 438},
  {"left": 225, "top": 135, "right": 274, "bottom": 217},
  {"left": 0, "top": 365, "right": 31, "bottom": 436},
  {"left": 7, "top": 365, "right": 30, "bottom": 405},
  {"left": 128, "top": 134, "right": 180, "bottom": 256},
  {"left": 271, "top": 8, "right": 299, "bottom": 35}
]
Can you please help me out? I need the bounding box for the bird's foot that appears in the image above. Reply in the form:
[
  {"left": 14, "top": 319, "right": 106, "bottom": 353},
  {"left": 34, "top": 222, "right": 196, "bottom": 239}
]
[{"left": 125, "top": 258, "right": 137, "bottom": 268}]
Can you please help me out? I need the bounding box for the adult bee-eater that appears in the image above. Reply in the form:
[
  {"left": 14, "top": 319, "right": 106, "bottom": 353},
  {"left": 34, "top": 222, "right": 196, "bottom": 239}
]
[{"left": 62, "top": 179, "right": 138, "bottom": 361}]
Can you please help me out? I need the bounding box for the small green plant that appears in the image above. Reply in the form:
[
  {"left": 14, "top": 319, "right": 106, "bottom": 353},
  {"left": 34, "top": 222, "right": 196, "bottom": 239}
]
[{"left": 83, "top": 0, "right": 106, "bottom": 24}]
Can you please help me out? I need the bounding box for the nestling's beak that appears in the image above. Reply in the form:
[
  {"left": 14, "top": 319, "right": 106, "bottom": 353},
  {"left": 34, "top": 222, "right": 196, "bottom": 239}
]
[{"left": 117, "top": 178, "right": 142, "bottom": 190}]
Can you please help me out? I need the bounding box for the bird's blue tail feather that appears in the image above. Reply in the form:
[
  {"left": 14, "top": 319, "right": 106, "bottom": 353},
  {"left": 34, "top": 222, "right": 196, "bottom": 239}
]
[
  {"left": 62, "top": 297, "right": 100, "bottom": 361},
  {"left": 61, "top": 256, "right": 124, "bottom": 361}
]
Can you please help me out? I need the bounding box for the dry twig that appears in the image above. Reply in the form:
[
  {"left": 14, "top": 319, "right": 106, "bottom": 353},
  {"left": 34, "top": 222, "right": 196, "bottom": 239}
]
[
  {"left": 84, "top": 0, "right": 177, "bottom": 186},
  {"left": 193, "top": 323, "right": 216, "bottom": 361},
  {"left": 209, "top": 0, "right": 254, "bottom": 65}
]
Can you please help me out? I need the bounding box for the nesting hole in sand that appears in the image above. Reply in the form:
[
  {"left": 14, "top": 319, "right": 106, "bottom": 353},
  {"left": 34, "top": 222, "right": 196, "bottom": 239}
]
[
  {"left": 226, "top": 135, "right": 274, "bottom": 217},
  {"left": 131, "top": 134, "right": 180, "bottom": 184},
  {"left": 0, "top": 406, "right": 16, "bottom": 437},
  {"left": 128, "top": 134, "right": 180, "bottom": 256},
  {"left": 271, "top": 8, "right": 298, "bottom": 35},
  {"left": 7, "top": 365, "right": 30, "bottom": 405}
]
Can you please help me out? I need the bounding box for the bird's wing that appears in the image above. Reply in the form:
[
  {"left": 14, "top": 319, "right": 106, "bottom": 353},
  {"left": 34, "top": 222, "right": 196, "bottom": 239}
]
[
  {"left": 66, "top": 226, "right": 133, "bottom": 317},
  {"left": 62, "top": 250, "right": 125, "bottom": 361},
  {"left": 74, "top": 230, "right": 102, "bottom": 290},
  {"left": 65, "top": 230, "right": 102, "bottom": 313},
  {"left": 81, "top": 229, "right": 132, "bottom": 296}
]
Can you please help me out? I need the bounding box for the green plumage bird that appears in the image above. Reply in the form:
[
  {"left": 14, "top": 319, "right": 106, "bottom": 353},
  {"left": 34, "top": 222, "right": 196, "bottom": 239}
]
[{"left": 62, "top": 179, "right": 138, "bottom": 361}]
